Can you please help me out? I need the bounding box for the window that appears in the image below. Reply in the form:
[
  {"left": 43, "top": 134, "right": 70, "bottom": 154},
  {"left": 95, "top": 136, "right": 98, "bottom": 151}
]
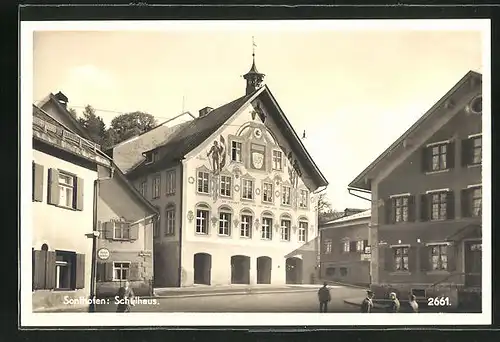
[
  {"left": 197, "top": 171, "right": 210, "bottom": 194},
  {"left": 272, "top": 150, "right": 283, "bottom": 170},
  {"left": 324, "top": 239, "right": 332, "bottom": 254},
  {"left": 431, "top": 192, "right": 448, "bottom": 221},
  {"left": 356, "top": 240, "right": 365, "bottom": 252},
  {"left": 55, "top": 251, "right": 76, "bottom": 290},
  {"left": 430, "top": 144, "right": 448, "bottom": 171},
  {"left": 431, "top": 244, "right": 448, "bottom": 271},
  {"left": 263, "top": 182, "right": 273, "bottom": 203},
  {"left": 472, "top": 137, "right": 482, "bottom": 164},
  {"left": 242, "top": 179, "right": 254, "bottom": 200},
  {"left": 140, "top": 180, "right": 147, "bottom": 197},
  {"left": 219, "top": 211, "right": 231, "bottom": 236},
  {"left": 471, "top": 187, "right": 482, "bottom": 217},
  {"left": 462, "top": 135, "right": 482, "bottom": 166},
  {"left": 152, "top": 176, "right": 160, "bottom": 199},
  {"left": 58, "top": 172, "right": 74, "bottom": 208},
  {"left": 231, "top": 141, "right": 242, "bottom": 162},
  {"left": 113, "top": 222, "right": 131, "bottom": 240},
  {"left": 298, "top": 221, "right": 308, "bottom": 242},
  {"left": 261, "top": 217, "right": 272, "bottom": 240},
  {"left": 340, "top": 267, "right": 348, "bottom": 276},
  {"left": 165, "top": 206, "right": 175, "bottom": 236},
  {"left": 196, "top": 208, "right": 209, "bottom": 234},
  {"left": 220, "top": 175, "right": 232, "bottom": 197},
  {"left": 394, "top": 196, "right": 409, "bottom": 222},
  {"left": 394, "top": 247, "right": 409, "bottom": 271},
  {"left": 299, "top": 190, "right": 309, "bottom": 208},
  {"left": 145, "top": 152, "right": 154, "bottom": 164},
  {"left": 282, "top": 186, "right": 291, "bottom": 205},
  {"left": 343, "top": 241, "right": 350, "bottom": 253},
  {"left": 113, "top": 262, "right": 130, "bottom": 281},
  {"left": 280, "top": 219, "right": 291, "bottom": 241},
  {"left": 326, "top": 267, "right": 335, "bottom": 277},
  {"left": 166, "top": 171, "right": 176, "bottom": 195},
  {"left": 240, "top": 214, "right": 252, "bottom": 238}
]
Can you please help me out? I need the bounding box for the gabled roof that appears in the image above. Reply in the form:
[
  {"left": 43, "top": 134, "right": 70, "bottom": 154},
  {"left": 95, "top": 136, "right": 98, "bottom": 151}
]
[
  {"left": 348, "top": 70, "right": 482, "bottom": 191},
  {"left": 37, "top": 92, "right": 93, "bottom": 141},
  {"left": 321, "top": 209, "right": 371, "bottom": 226},
  {"left": 127, "top": 85, "right": 329, "bottom": 190}
]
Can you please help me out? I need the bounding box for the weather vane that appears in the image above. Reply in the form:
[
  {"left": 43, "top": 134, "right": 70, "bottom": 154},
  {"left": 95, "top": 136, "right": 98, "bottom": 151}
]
[{"left": 252, "top": 36, "right": 256, "bottom": 56}]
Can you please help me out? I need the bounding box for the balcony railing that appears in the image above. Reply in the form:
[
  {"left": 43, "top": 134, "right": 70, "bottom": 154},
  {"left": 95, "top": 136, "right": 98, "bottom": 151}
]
[{"left": 33, "top": 116, "right": 111, "bottom": 166}]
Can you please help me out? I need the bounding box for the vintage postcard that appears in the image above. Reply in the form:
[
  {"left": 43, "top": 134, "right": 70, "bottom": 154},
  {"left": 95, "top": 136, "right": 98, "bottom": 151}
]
[{"left": 20, "top": 19, "right": 491, "bottom": 327}]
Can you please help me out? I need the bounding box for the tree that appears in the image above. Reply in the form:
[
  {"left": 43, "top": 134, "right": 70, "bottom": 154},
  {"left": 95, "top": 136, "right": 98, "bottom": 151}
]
[
  {"left": 78, "top": 105, "right": 107, "bottom": 146},
  {"left": 109, "top": 111, "right": 157, "bottom": 146},
  {"left": 317, "top": 193, "right": 332, "bottom": 214},
  {"left": 68, "top": 107, "right": 78, "bottom": 119},
  {"left": 317, "top": 193, "right": 344, "bottom": 224}
]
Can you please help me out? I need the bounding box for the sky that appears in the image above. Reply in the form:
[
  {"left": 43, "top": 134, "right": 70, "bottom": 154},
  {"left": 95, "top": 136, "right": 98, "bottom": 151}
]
[{"left": 32, "top": 22, "right": 484, "bottom": 210}]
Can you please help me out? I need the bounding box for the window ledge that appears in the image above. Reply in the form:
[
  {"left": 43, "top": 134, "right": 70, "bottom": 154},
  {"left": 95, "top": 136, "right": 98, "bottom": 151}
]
[
  {"left": 240, "top": 236, "right": 252, "bottom": 239},
  {"left": 426, "top": 270, "right": 450, "bottom": 276},
  {"left": 425, "top": 169, "right": 450, "bottom": 175},
  {"left": 48, "top": 203, "right": 77, "bottom": 211},
  {"left": 241, "top": 198, "right": 254, "bottom": 202},
  {"left": 280, "top": 240, "right": 291, "bottom": 242},
  {"left": 389, "top": 271, "right": 412, "bottom": 276},
  {"left": 53, "top": 288, "right": 77, "bottom": 292},
  {"left": 165, "top": 192, "right": 176, "bottom": 196},
  {"left": 467, "top": 163, "right": 481, "bottom": 168},
  {"left": 197, "top": 192, "right": 211, "bottom": 196},
  {"left": 217, "top": 234, "right": 231, "bottom": 238},
  {"left": 195, "top": 233, "right": 210, "bottom": 236}
]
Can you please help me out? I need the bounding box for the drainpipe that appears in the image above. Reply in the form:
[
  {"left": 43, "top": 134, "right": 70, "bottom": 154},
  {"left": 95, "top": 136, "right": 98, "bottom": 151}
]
[{"left": 178, "top": 160, "right": 184, "bottom": 287}]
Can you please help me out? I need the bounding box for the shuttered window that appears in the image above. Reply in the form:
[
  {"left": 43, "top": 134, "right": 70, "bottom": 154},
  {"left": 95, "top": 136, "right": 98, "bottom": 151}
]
[
  {"left": 32, "top": 162, "right": 44, "bottom": 202},
  {"left": 420, "top": 191, "right": 455, "bottom": 221},
  {"left": 47, "top": 168, "right": 84, "bottom": 210},
  {"left": 461, "top": 136, "right": 482, "bottom": 166},
  {"left": 103, "top": 221, "right": 139, "bottom": 241},
  {"left": 462, "top": 186, "right": 482, "bottom": 218},
  {"left": 32, "top": 249, "right": 85, "bottom": 290},
  {"left": 422, "top": 142, "right": 455, "bottom": 172}
]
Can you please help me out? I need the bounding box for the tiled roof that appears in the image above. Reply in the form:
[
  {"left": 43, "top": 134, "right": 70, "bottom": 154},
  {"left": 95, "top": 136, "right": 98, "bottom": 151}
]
[
  {"left": 322, "top": 209, "right": 371, "bottom": 226},
  {"left": 127, "top": 90, "right": 257, "bottom": 177}
]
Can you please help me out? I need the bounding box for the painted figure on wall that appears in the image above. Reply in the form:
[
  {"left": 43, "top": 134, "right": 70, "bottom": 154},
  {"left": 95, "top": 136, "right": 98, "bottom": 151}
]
[
  {"left": 207, "top": 135, "right": 226, "bottom": 174},
  {"left": 287, "top": 152, "right": 302, "bottom": 189}
]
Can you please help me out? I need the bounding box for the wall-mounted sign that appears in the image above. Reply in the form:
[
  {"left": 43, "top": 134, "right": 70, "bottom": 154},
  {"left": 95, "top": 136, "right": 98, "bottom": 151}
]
[
  {"left": 97, "top": 248, "right": 110, "bottom": 260},
  {"left": 364, "top": 246, "right": 371, "bottom": 254}
]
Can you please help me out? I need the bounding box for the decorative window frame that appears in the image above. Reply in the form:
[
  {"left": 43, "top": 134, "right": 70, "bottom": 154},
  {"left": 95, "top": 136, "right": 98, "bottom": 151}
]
[
  {"left": 272, "top": 149, "right": 284, "bottom": 172},
  {"left": 261, "top": 177, "right": 274, "bottom": 205},
  {"left": 228, "top": 134, "right": 245, "bottom": 164},
  {"left": 279, "top": 213, "right": 292, "bottom": 242},
  {"left": 240, "top": 173, "right": 256, "bottom": 202},
  {"left": 260, "top": 211, "right": 274, "bottom": 241},
  {"left": 280, "top": 180, "right": 293, "bottom": 207},
  {"left": 239, "top": 208, "right": 254, "bottom": 239},
  {"left": 298, "top": 187, "right": 310, "bottom": 210},
  {"left": 218, "top": 205, "right": 233, "bottom": 237},
  {"left": 195, "top": 166, "right": 211, "bottom": 196},
  {"left": 194, "top": 202, "right": 211, "bottom": 235},
  {"left": 164, "top": 203, "right": 176, "bottom": 236},
  {"left": 219, "top": 170, "right": 234, "bottom": 200}
]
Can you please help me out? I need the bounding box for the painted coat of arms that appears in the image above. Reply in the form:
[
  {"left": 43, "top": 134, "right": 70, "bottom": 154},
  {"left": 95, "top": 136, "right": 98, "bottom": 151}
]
[{"left": 250, "top": 143, "right": 266, "bottom": 171}]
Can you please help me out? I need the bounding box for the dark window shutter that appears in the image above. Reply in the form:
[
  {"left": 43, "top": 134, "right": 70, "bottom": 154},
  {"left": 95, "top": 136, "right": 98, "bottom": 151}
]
[
  {"left": 461, "top": 189, "right": 472, "bottom": 218},
  {"left": 129, "top": 224, "right": 139, "bottom": 240},
  {"left": 421, "top": 147, "right": 430, "bottom": 172},
  {"left": 47, "top": 168, "right": 60, "bottom": 205},
  {"left": 350, "top": 241, "right": 357, "bottom": 253},
  {"left": 383, "top": 247, "right": 394, "bottom": 272},
  {"left": 363, "top": 239, "right": 369, "bottom": 251},
  {"left": 75, "top": 177, "right": 84, "bottom": 211},
  {"left": 420, "top": 194, "right": 429, "bottom": 221},
  {"left": 33, "top": 163, "right": 44, "bottom": 202},
  {"left": 33, "top": 250, "right": 47, "bottom": 290},
  {"left": 45, "top": 251, "right": 56, "bottom": 289},
  {"left": 446, "top": 191, "right": 455, "bottom": 220},
  {"left": 408, "top": 246, "right": 418, "bottom": 272},
  {"left": 129, "top": 262, "right": 140, "bottom": 281},
  {"left": 75, "top": 253, "right": 86, "bottom": 289},
  {"left": 385, "top": 198, "right": 394, "bottom": 224},
  {"left": 446, "top": 141, "right": 455, "bottom": 169},
  {"left": 105, "top": 262, "right": 114, "bottom": 281},
  {"left": 461, "top": 138, "right": 472, "bottom": 166},
  {"left": 408, "top": 195, "right": 416, "bottom": 222},
  {"left": 104, "top": 222, "right": 114, "bottom": 239},
  {"left": 447, "top": 245, "right": 457, "bottom": 272},
  {"left": 419, "top": 246, "right": 429, "bottom": 272}
]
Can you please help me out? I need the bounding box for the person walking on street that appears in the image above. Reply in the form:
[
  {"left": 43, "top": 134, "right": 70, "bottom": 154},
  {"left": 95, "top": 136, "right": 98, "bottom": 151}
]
[
  {"left": 116, "top": 280, "right": 135, "bottom": 313},
  {"left": 408, "top": 294, "right": 419, "bottom": 313},
  {"left": 318, "top": 282, "right": 331, "bottom": 313},
  {"left": 361, "top": 290, "right": 374, "bottom": 313},
  {"left": 387, "top": 292, "right": 400, "bottom": 313}
]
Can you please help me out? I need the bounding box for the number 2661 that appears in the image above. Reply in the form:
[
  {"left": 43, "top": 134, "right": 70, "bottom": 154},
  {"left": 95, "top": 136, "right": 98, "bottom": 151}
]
[{"left": 427, "top": 297, "right": 451, "bottom": 306}]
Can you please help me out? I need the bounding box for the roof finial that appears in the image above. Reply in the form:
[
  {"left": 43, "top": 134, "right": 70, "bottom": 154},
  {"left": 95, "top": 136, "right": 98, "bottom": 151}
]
[{"left": 252, "top": 36, "right": 257, "bottom": 60}]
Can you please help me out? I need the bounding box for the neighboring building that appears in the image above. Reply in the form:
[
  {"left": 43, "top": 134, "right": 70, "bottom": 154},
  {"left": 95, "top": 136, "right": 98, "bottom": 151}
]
[
  {"left": 348, "top": 71, "right": 483, "bottom": 309},
  {"left": 95, "top": 162, "right": 159, "bottom": 297},
  {"left": 119, "top": 54, "right": 328, "bottom": 287},
  {"left": 32, "top": 103, "right": 112, "bottom": 311},
  {"left": 319, "top": 210, "right": 371, "bottom": 287}
]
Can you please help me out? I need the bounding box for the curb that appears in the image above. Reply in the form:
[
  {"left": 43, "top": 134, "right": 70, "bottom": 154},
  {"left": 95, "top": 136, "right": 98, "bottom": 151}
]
[
  {"left": 327, "top": 281, "right": 370, "bottom": 290},
  {"left": 154, "top": 288, "right": 318, "bottom": 299}
]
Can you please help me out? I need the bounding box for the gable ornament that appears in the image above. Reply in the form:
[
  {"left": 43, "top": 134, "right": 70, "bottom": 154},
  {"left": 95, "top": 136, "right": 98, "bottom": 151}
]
[{"left": 187, "top": 210, "right": 194, "bottom": 223}]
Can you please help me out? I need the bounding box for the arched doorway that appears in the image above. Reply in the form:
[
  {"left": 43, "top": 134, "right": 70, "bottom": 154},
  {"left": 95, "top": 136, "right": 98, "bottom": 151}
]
[
  {"left": 194, "top": 253, "right": 212, "bottom": 285},
  {"left": 257, "top": 256, "right": 272, "bottom": 284},
  {"left": 286, "top": 257, "right": 303, "bottom": 284},
  {"left": 231, "top": 255, "right": 250, "bottom": 284}
]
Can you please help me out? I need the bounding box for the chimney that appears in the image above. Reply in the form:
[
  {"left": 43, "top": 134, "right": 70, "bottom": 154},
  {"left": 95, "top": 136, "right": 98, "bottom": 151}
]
[
  {"left": 199, "top": 106, "right": 213, "bottom": 117},
  {"left": 54, "top": 91, "right": 69, "bottom": 108}
]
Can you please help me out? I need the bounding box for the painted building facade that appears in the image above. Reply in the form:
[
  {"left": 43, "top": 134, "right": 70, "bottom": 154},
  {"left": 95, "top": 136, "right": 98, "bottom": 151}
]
[
  {"left": 32, "top": 104, "right": 112, "bottom": 311},
  {"left": 123, "top": 57, "right": 328, "bottom": 287},
  {"left": 348, "top": 71, "right": 483, "bottom": 310},
  {"left": 319, "top": 210, "right": 371, "bottom": 286},
  {"left": 95, "top": 163, "right": 158, "bottom": 297}
]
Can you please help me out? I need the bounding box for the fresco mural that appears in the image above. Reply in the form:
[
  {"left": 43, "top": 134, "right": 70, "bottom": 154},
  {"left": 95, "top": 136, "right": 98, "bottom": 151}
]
[{"left": 206, "top": 135, "right": 226, "bottom": 174}]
